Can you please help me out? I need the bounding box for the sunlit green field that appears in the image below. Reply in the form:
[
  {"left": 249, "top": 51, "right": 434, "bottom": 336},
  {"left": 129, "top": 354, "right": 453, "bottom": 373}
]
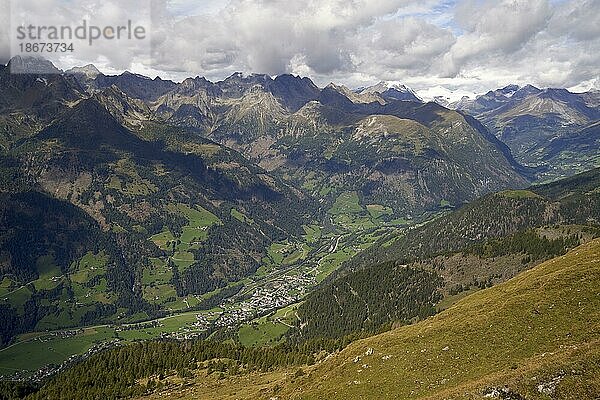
[{"left": 0, "top": 189, "right": 409, "bottom": 378}]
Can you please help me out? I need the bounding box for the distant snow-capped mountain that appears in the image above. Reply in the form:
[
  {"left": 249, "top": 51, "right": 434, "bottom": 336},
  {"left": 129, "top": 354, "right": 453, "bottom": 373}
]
[
  {"left": 417, "top": 86, "right": 477, "bottom": 106},
  {"left": 66, "top": 64, "right": 102, "bottom": 78},
  {"left": 356, "top": 81, "right": 422, "bottom": 103}
]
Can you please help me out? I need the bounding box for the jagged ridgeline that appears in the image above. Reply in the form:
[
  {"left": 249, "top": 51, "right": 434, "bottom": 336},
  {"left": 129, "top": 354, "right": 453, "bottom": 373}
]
[
  {"left": 454, "top": 85, "right": 600, "bottom": 180},
  {"left": 66, "top": 62, "right": 530, "bottom": 216},
  {"left": 206, "top": 83, "right": 530, "bottom": 216}
]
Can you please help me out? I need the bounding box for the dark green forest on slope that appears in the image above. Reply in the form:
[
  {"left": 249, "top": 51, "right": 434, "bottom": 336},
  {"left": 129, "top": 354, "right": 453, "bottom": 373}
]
[{"left": 290, "top": 168, "right": 600, "bottom": 342}]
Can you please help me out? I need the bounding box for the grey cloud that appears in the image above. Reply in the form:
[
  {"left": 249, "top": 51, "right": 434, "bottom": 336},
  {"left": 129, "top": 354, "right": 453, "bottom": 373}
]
[
  {"left": 150, "top": 0, "right": 428, "bottom": 77},
  {"left": 548, "top": 0, "right": 600, "bottom": 42},
  {"left": 362, "top": 17, "right": 455, "bottom": 73},
  {"left": 0, "top": 0, "right": 598, "bottom": 95},
  {"left": 0, "top": 0, "right": 10, "bottom": 63},
  {"left": 2, "top": 0, "right": 154, "bottom": 71},
  {"left": 443, "top": 0, "right": 552, "bottom": 77}
]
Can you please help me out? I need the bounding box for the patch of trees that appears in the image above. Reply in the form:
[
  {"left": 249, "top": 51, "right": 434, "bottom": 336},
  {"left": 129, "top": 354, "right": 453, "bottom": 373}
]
[
  {"left": 0, "top": 380, "right": 37, "bottom": 400},
  {"left": 79, "top": 304, "right": 118, "bottom": 325},
  {"left": 0, "top": 192, "right": 104, "bottom": 282},
  {"left": 193, "top": 284, "right": 243, "bottom": 311},
  {"left": 293, "top": 264, "right": 442, "bottom": 340},
  {"left": 466, "top": 229, "right": 581, "bottom": 260},
  {"left": 178, "top": 263, "right": 226, "bottom": 297},
  {"left": 0, "top": 304, "right": 20, "bottom": 347},
  {"left": 27, "top": 340, "right": 314, "bottom": 400}
]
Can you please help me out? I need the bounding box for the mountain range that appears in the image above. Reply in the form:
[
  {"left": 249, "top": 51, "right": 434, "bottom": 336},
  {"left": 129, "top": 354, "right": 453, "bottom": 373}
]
[
  {"left": 441, "top": 84, "right": 600, "bottom": 180},
  {"left": 2, "top": 57, "right": 534, "bottom": 218},
  {"left": 68, "top": 58, "right": 600, "bottom": 183},
  {"left": 0, "top": 56, "right": 598, "bottom": 398},
  {"left": 0, "top": 57, "right": 594, "bottom": 335}
]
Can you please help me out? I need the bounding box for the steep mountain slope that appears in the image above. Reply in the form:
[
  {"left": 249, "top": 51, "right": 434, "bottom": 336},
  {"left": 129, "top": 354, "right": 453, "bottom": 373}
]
[
  {"left": 295, "top": 263, "right": 444, "bottom": 340},
  {"left": 347, "top": 167, "right": 600, "bottom": 270},
  {"left": 294, "top": 225, "right": 595, "bottom": 341},
  {"left": 0, "top": 191, "right": 106, "bottom": 283},
  {"left": 0, "top": 191, "right": 114, "bottom": 346},
  {"left": 0, "top": 93, "right": 313, "bottom": 343},
  {"left": 279, "top": 239, "right": 600, "bottom": 400},
  {"left": 456, "top": 85, "right": 600, "bottom": 180},
  {"left": 268, "top": 74, "right": 321, "bottom": 112},
  {"left": 283, "top": 169, "right": 599, "bottom": 341}
]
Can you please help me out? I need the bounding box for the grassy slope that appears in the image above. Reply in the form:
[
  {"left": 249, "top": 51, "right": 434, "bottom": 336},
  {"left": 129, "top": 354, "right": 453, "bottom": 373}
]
[
  {"left": 282, "top": 239, "right": 600, "bottom": 399},
  {"left": 141, "top": 239, "right": 599, "bottom": 399}
]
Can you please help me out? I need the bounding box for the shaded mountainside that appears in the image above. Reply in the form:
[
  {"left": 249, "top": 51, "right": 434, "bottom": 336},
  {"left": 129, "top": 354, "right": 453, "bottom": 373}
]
[
  {"left": 346, "top": 168, "right": 600, "bottom": 270},
  {"left": 0, "top": 63, "right": 86, "bottom": 147},
  {"left": 0, "top": 191, "right": 106, "bottom": 283},
  {"left": 0, "top": 191, "right": 131, "bottom": 347},
  {"left": 0, "top": 91, "right": 314, "bottom": 344},
  {"left": 0, "top": 201, "right": 187, "bottom": 344}
]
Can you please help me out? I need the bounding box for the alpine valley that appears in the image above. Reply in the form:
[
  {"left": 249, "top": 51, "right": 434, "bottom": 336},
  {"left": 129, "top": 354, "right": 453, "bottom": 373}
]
[{"left": 0, "top": 57, "right": 599, "bottom": 400}]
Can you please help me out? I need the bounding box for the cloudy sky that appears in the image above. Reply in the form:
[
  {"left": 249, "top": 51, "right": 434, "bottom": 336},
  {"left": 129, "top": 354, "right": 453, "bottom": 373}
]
[{"left": 1, "top": 0, "right": 599, "bottom": 99}]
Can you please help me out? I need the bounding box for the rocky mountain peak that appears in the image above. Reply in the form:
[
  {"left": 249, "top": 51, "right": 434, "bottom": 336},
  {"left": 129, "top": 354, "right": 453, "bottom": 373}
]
[
  {"left": 66, "top": 64, "right": 102, "bottom": 78},
  {"left": 7, "top": 55, "right": 62, "bottom": 74},
  {"left": 358, "top": 81, "right": 422, "bottom": 102}
]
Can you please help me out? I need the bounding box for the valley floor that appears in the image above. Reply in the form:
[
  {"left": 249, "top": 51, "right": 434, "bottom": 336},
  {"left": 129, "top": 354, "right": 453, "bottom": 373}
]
[
  {"left": 137, "top": 239, "right": 600, "bottom": 400},
  {"left": 0, "top": 204, "right": 412, "bottom": 379}
]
